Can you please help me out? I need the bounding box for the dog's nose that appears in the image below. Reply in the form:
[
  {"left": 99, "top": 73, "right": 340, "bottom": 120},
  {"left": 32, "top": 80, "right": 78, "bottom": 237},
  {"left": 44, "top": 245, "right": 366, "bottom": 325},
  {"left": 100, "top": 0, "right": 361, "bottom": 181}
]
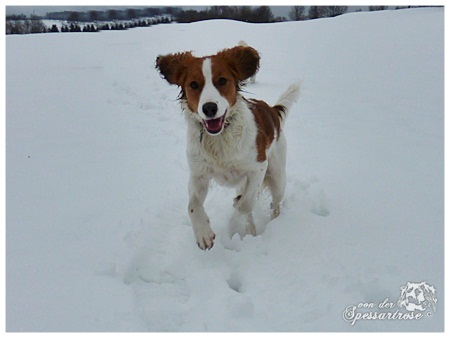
[{"left": 202, "top": 102, "right": 218, "bottom": 118}]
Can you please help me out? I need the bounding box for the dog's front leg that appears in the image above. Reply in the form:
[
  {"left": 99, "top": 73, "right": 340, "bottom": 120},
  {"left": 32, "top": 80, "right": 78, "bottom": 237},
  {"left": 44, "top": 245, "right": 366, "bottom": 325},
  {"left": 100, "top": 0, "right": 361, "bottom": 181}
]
[
  {"left": 233, "top": 161, "right": 268, "bottom": 235},
  {"left": 188, "top": 175, "right": 215, "bottom": 250}
]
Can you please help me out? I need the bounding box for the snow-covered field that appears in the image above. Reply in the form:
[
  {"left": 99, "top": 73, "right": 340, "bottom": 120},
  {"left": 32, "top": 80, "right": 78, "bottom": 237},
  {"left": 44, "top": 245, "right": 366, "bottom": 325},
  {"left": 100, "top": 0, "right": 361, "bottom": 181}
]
[{"left": 6, "top": 8, "right": 444, "bottom": 332}]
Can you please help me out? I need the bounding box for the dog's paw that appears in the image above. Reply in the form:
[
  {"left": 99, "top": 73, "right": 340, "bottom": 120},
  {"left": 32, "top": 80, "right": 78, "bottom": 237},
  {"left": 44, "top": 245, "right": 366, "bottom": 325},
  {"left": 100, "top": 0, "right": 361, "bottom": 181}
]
[
  {"left": 246, "top": 220, "right": 257, "bottom": 236},
  {"left": 270, "top": 202, "right": 281, "bottom": 219},
  {"left": 196, "top": 228, "right": 216, "bottom": 250}
]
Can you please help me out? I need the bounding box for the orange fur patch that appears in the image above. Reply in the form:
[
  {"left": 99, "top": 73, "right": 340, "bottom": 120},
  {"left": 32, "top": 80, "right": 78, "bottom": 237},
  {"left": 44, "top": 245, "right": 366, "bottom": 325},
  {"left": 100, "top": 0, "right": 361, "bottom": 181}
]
[{"left": 247, "top": 99, "right": 284, "bottom": 162}]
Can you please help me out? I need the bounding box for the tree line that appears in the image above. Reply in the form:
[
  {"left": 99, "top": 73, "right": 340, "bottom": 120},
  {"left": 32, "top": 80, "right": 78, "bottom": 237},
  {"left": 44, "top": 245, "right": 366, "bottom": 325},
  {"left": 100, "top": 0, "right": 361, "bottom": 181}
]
[
  {"left": 6, "top": 6, "right": 175, "bottom": 35},
  {"left": 6, "top": 16, "right": 171, "bottom": 35},
  {"left": 6, "top": 6, "right": 439, "bottom": 35},
  {"left": 177, "top": 5, "right": 347, "bottom": 23},
  {"left": 6, "top": 16, "right": 47, "bottom": 34},
  {"left": 177, "top": 6, "right": 278, "bottom": 23},
  {"left": 151, "top": 6, "right": 424, "bottom": 24},
  {"left": 287, "top": 6, "right": 427, "bottom": 21},
  {"left": 289, "top": 6, "right": 348, "bottom": 20},
  {"left": 44, "top": 7, "right": 179, "bottom": 22}
]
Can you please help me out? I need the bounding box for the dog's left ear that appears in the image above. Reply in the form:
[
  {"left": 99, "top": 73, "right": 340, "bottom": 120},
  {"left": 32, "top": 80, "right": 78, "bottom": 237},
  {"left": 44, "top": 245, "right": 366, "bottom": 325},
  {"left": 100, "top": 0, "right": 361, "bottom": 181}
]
[{"left": 217, "top": 46, "right": 260, "bottom": 82}]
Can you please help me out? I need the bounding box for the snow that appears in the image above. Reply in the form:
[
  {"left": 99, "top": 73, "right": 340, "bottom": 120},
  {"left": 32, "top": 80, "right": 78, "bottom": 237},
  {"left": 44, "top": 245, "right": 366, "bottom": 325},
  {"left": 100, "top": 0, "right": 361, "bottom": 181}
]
[{"left": 6, "top": 8, "right": 444, "bottom": 332}]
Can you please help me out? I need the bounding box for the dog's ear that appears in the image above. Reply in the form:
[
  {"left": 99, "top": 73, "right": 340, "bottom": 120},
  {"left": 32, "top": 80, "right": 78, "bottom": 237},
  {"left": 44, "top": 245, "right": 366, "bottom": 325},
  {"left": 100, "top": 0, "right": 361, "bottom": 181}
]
[
  {"left": 155, "top": 52, "right": 193, "bottom": 86},
  {"left": 217, "top": 46, "right": 260, "bottom": 82}
]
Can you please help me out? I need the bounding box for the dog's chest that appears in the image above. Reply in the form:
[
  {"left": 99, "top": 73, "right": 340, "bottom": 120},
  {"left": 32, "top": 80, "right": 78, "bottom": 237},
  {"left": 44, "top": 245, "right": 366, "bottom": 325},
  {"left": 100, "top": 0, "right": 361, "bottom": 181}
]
[
  {"left": 211, "top": 165, "right": 245, "bottom": 186},
  {"left": 200, "top": 136, "right": 250, "bottom": 185},
  {"left": 188, "top": 128, "right": 256, "bottom": 186}
]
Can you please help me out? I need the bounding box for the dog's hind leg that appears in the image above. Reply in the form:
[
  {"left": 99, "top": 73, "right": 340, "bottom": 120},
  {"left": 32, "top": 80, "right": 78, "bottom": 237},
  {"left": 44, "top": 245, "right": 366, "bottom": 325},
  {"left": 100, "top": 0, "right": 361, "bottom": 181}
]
[
  {"left": 233, "top": 194, "right": 256, "bottom": 236},
  {"left": 234, "top": 161, "right": 268, "bottom": 216},
  {"left": 234, "top": 163, "right": 268, "bottom": 235},
  {"left": 266, "top": 134, "right": 287, "bottom": 219},
  {"left": 245, "top": 213, "right": 257, "bottom": 236}
]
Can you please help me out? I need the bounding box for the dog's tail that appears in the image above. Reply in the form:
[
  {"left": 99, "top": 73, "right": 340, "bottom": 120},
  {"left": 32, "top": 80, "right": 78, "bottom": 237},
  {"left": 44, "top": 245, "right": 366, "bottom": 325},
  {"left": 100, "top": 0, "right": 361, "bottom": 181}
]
[{"left": 273, "top": 82, "right": 301, "bottom": 126}]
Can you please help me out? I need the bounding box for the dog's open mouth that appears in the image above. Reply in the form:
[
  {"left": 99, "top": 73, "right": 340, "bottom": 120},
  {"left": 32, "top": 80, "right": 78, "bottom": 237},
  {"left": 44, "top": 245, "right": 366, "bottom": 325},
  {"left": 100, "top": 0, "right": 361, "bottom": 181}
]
[{"left": 203, "top": 115, "right": 226, "bottom": 135}]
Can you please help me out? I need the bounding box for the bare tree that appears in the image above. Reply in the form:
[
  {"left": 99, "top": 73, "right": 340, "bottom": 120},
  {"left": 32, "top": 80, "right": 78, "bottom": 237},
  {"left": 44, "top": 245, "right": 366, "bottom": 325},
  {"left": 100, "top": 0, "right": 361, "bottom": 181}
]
[
  {"left": 324, "top": 6, "right": 348, "bottom": 17},
  {"left": 68, "top": 11, "right": 80, "bottom": 22},
  {"left": 369, "top": 6, "right": 387, "bottom": 11},
  {"left": 308, "top": 6, "right": 326, "bottom": 19},
  {"left": 254, "top": 6, "right": 274, "bottom": 23},
  {"left": 30, "top": 19, "right": 47, "bottom": 33},
  {"left": 89, "top": 10, "right": 99, "bottom": 21},
  {"left": 238, "top": 6, "right": 253, "bottom": 21},
  {"left": 107, "top": 9, "right": 119, "bottom": 20},
  {"left": 289, "top": 6, "right": 306, "bottom": 21},
  {"left": 127, "top": 9, "right": 137, "bottom": 19}
]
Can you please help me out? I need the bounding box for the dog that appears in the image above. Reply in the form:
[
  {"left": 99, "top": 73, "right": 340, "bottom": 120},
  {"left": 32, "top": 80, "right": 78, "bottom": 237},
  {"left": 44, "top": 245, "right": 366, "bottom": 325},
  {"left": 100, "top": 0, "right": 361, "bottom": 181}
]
[
  {"left": 398, "top": 282, "right": 437, "bottom": 312},
  {"left": 156, "top": 46, "right": 300, "bottom": 250}
]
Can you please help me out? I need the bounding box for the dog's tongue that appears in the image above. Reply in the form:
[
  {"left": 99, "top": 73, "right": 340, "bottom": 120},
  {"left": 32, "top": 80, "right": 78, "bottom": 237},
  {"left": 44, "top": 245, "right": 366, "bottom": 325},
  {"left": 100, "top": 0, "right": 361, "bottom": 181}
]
[{"left": 204, "top": 116, "right": 225, "bottom": 134}]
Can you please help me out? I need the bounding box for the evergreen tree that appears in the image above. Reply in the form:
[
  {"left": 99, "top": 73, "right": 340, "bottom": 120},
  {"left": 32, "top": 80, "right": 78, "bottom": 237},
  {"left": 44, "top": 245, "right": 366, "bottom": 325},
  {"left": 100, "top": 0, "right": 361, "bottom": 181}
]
[{"left": 50, "top": 24, "right": 59, "bottom": 33}]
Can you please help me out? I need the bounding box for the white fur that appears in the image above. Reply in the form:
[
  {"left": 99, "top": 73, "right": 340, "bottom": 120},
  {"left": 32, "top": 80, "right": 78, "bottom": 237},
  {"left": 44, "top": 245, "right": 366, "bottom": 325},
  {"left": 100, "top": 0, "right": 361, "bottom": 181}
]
[
  {"left": 183, "top": 83, "right": 300, "bottom": 250},
  {"left": 275, "top": 82, "right": 301, "bottom": 124},
  {"left": 197, "top": 58, "right": 229, "bottom": 121}
]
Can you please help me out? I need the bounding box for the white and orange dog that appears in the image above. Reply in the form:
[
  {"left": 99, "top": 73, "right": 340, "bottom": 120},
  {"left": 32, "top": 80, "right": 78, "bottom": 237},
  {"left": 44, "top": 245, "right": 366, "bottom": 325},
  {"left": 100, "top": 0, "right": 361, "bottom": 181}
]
[{"left": 156, "top": 46, "right": 299, "bottom": 250}]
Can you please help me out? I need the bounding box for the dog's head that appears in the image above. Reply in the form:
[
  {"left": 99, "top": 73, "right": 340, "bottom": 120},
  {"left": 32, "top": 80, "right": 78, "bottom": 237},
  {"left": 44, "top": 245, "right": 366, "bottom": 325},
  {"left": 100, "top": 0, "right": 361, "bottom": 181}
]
[
  {"left": 398, "top": 282, "right": 437, "bottom": 312},
  {"left": 156, "top": 46, "right": 260, "bottom": 135}
]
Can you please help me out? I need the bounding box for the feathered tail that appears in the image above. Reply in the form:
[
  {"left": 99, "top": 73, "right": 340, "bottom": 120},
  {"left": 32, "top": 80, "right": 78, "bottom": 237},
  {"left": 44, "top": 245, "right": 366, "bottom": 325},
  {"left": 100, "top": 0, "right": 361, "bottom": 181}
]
[{"left": 273, "top": 82, "right": 301, "bottom": 126}]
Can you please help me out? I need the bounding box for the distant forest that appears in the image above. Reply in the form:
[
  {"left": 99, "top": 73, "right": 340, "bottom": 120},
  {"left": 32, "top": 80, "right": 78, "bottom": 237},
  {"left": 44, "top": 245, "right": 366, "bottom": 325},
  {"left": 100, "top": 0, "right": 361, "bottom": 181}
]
[
  {"left": 6, "top": 6, "right": 436, "bottom": 35},
  {"left": 44, "top": 7, "right": 175, "bottom": 22}
]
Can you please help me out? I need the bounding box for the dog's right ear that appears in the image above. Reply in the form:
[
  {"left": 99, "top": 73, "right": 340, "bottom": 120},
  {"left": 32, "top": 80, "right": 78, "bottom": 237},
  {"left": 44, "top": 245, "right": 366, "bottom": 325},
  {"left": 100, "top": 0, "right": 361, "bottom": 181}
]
[{"left": 155, "top": 52, "right": 193, "bottom": 86}]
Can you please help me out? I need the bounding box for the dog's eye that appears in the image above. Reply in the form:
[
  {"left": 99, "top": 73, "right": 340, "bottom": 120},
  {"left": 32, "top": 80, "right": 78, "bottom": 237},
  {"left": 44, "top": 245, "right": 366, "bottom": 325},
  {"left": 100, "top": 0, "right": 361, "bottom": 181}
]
[
  {"left": 190, "top": 81, "right": 199, "bottom": 90},
  {"left": 218, "top": 77, "right": 227, "bottom": 86}
]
